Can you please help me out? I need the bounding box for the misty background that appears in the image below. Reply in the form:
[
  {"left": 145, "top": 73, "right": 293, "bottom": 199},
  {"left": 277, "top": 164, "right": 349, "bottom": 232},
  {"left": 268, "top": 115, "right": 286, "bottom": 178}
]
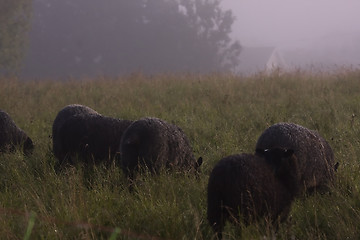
[
  {"left": 222, "top": 0, "right": 360, "bottom": 74},
  {"left": 1, "top": 0, "right": 360, "bottom": 79}
]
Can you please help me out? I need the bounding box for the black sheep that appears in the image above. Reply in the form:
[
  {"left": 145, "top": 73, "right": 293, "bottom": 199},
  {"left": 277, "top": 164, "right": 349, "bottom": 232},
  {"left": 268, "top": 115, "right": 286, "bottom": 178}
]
[
  {"left": 120, "top": 117, "right": 202, "bottom": 182},
  {"left": 255, "top": 122, "right": 336, "bottom": 195},
  {"left": 52, "top": 104, "right": 99, "bottom": 161},
  {"left": 207, "top": 148, "right": 298, "bottom": 239},
  {"left": 0, "top": 110, "right": 34, "bottom": 155},
  {"left": 55, "top": 113, "right": 132, "bottom": 166}
]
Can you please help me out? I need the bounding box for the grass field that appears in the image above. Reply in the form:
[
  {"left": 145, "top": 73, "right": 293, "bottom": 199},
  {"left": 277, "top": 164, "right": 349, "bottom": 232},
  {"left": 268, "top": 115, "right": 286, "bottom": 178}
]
[{"left": 1, "top": 70, "right": 360, "bottom": 239}]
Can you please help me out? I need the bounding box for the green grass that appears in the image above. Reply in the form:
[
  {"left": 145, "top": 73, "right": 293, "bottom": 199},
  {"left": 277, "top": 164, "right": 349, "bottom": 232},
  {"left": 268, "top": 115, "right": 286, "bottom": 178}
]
[{"left": 1, "top": 70, "right": 360, "bottom": 239}]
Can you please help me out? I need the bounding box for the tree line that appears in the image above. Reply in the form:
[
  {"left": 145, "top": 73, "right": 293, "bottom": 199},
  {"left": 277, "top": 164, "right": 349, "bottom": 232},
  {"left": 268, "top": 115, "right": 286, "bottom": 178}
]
[{"left": 1, "top": 0, "right": 241, "bottom": 78}]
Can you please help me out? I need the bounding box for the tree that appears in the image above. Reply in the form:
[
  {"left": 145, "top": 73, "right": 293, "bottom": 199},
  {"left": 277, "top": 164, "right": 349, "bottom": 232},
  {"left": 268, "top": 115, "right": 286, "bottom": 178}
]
[
  {"left": 0, "top": 0, "right": 32, "bottom": 75},
  {"left": 177, "top": 0, "right": 241, "bottom": 71},
  {"left": 22, "top": 0, "right": 241, "bottom": 78},
  {"left": 134, "top": 0, "right": 241, "bottom": 73}
]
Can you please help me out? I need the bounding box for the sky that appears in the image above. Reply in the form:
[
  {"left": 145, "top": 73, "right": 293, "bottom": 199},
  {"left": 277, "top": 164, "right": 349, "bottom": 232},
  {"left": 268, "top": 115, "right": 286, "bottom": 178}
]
[{"left": 221, "top": 0, "right": 360, "bottom": 47}]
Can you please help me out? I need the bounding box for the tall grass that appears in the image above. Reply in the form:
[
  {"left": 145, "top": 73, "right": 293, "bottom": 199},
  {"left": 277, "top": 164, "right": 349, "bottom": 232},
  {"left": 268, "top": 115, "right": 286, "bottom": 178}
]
[{"left": 0, "top": 70, "right": 360, "bottom": 239}]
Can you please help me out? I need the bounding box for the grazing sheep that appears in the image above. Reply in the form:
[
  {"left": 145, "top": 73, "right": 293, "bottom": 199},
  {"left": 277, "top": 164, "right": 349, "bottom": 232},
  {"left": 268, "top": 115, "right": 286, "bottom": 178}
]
[
  {"left": 0, "top": 110, "right": 34, "bottom": 155},
  {"left": 120, "top": 117, "right": 202, "bottom": 182},
  {"left": 52, "top": 104, "right": 99, "bottom": 160},
  {"left": 55, "top": 113, "right": 132, "bottom": 166},
  {"left": 207, "top": 148, "right": 298, "bottom": 239},
  {"left": 255, "top": 122, "right": 336, "bottom": 195}
]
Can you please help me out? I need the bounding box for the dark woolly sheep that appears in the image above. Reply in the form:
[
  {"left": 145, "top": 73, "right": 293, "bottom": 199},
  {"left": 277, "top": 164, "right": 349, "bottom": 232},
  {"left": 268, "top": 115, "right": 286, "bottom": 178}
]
[
  {"left": 255, "top": 122, "right": 336, "bottom": 195},
  {"left": 52, "top": 104, "right": 99, "bottom": 162},
  {"left": 0, "top": 110, "right": 34, "bottom": 155},
  {"left": 56, "top": 113, "right": 132, "bottom": 166},
  {"left": 207, "top": 148, "right": 298, "bottom": 239},
  {"left": 120, "top": 117, "right": 202, "bottom": 181}
]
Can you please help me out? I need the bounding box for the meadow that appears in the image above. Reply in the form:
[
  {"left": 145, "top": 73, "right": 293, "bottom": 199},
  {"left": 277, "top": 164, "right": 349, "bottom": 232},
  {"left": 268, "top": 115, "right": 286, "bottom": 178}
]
[{"left": 1, "top": 70, "right": 360, "bottom": 239}]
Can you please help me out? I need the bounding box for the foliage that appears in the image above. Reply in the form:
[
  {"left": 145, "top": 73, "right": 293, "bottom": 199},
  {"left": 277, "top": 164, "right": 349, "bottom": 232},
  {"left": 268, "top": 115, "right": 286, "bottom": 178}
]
[
  {"left": 0, "top": 0, "right": 32, "bottom": 75},
  {"left": 0, "top": 70, "right": 360, "bottom": 239},
  {"left": 178, "top": 0, "right": 241, "bottom": 71}
]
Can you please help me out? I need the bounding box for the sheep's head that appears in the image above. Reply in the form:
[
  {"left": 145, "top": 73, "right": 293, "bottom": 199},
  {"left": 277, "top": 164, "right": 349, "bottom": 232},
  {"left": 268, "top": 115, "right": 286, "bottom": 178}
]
[
  {"left": 256, "top": 147, "right": 300, "bottom": 195},
  {"left": 256, "top": 148, "right": 294, "bottom": 169}
]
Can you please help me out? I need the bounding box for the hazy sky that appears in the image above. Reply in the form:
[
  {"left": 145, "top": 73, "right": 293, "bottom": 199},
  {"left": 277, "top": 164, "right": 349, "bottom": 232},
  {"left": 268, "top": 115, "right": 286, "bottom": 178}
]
[{"left": 221, "top": 0, "right": 360, "bottom": 47}]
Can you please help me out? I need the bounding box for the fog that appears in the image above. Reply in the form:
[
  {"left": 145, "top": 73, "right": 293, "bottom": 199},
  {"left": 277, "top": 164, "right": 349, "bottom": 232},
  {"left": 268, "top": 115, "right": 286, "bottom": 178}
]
[
  {"left": 19, "top": 0, "right": 241, "bottom": 79},
  {"left": 15, "top": 0, "right": 360, "bottom": 78},
  {"left": 221, "top": 0, "right": 360, "bottom": 73},
  {"left": 222, "top": 0, "right": 360, "bottom": 46}
]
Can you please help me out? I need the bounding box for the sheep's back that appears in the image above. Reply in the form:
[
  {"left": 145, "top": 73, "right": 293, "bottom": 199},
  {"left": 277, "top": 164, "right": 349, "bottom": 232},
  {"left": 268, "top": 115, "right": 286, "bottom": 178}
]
[
  {"left": 120, "top": 117, "right": 196, "bottom": 178},
  {"left": 52, "top": 104, "right": 99, "bottom": 138},
  {"left": 207, "top": 154, "right": 292, "bottom": 227},
  {"left": 52, "top": 104, "right": 99, "bottom": 160},
  {"left": 120, "top": 118, "right": 167, "bottom": 174},
  {"left": 57, "top": 113, "right": 132, "bottom": 165},
  {"left": 255, "top": 122, "right": 335, "bottom": 194}
]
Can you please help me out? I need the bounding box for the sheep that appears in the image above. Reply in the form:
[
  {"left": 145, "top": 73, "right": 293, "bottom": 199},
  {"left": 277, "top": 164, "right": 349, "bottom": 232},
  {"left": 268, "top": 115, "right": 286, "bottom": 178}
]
[
  {"left": 52, "top": 104, "right": 99, "bottom": 161},
  {"left": 0, "top": 110, "right": 34, "bottom": 155},
  {"left": 119, "top": 117, "right": 202, "bottom": 182},
  {"left": 55, "top": 113, "right": 132, "bottom": 167},
  {"left": 255, "top": 122, "right": 336, "bottom": 195},
  {"left": 207, "top": 148, "right": 299, "bottom": 239}
]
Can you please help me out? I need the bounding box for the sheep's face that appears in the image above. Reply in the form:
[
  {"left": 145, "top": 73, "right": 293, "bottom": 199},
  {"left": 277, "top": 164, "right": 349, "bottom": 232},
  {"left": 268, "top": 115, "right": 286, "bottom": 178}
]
[
  {"left": 256, "top": 148, "right": 296, "bottom": 175},
  {"left": 256, "top": 147, "right": 300, "bottom": 194}
]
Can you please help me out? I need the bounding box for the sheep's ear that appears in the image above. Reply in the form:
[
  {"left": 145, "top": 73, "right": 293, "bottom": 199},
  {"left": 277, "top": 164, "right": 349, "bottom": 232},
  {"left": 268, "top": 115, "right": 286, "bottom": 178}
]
[{"left": 196, "top": 157, "right": 203, "bottom": 167}]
